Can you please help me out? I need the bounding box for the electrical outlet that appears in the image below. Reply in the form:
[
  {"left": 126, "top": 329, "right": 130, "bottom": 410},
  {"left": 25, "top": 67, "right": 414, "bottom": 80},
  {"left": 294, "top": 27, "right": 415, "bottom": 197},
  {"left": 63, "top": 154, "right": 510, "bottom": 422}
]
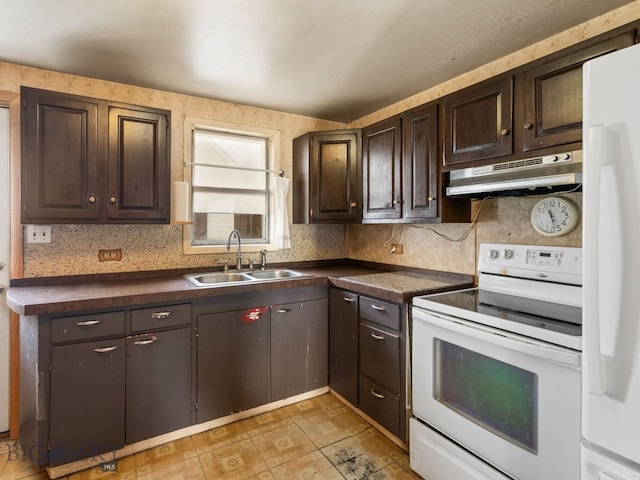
[
  {"left": 391, "top": 243, "right": 403, "bottom": 254},
  {"left": 26, "top": 225, "right": 51, "bottom": 244},
  {"left": 98, "top": 249, "right": 122, "bottom": 261}
]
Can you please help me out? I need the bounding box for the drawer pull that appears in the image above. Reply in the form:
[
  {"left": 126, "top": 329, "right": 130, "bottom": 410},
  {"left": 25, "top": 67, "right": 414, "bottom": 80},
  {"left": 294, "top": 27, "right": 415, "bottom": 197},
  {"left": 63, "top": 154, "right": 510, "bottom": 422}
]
[
  {"left": 371, "top": 332, "right": 385, "bottom": 341},
  {"left": 371, "top": 304, "right": 386, "bottom": 312},
  {"left": 134, "top": 336, "right": 158, "bottom": 346},
  {"left": 151, "top": 311, "right": 173, "bottom": 319},
  {"left": 93, "top": 346, "right": 118, "bottom": 354},
  {"left": 76, "top": 319, "right": 101, "bottom": 327},
  {"left": 343, "top": 297, "right": 356, "bottom": 303},
  {"left": 370, "top": 389, "right": 385, "bottom": 400},
  {"left": 276, "top": 308, "right": 290, "bottom": 313}
]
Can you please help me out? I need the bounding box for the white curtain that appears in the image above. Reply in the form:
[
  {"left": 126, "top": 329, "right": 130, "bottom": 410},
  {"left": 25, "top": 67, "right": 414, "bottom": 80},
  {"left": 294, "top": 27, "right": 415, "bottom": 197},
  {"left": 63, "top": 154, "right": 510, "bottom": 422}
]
[{"left": 272, "top": 176, "right": 291, "bottom": 249}]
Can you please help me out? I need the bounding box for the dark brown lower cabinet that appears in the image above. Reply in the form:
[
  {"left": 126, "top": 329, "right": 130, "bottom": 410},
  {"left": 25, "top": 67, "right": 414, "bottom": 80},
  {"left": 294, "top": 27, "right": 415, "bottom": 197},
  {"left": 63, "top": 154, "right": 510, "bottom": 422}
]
[
  {"left": 271, "top": 298, "right": 329, "bottom": 401},
  {"left": 197, "top": 308, "right": 270, "bottom": 423},
  {"left": 49, "top": 339, "right": 126, "bottom": 466},
  {"left": 329, "top": 288, "right": 359, "bottom": 405},
  {"left": 328, "top": 287, "right": 408, "bottom": 441},
  {"left": 125, "top": 328, "right": 192, "bottom": 444}
]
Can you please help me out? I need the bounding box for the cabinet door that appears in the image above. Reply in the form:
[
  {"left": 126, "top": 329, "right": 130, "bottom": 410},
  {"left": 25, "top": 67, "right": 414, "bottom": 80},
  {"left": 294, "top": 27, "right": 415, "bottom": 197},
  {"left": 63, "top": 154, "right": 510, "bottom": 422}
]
[
  {"left": 21, "top": 87, "right": 99, "bottom": 223},
  {"left": 126, "top": 328, "right": 192, "bottom": 444},
  {"left": 443, "top": 76, "right": 513, "bottom": 167},
  {"left": 403, "top": 104, "right": 439, "bottom": 220},
  {"left": 50, "top": 338, "right": 125, "bottom": 466},
  {"left": 197, "top": 307, "right": 269, "bottom": 422},
  {"left": 107, "top": 106, "right": 170, "bottom": 222},
  {"left": 310, "top": 130, "right": 361, "bottom": 223},
  {"left": 329, "top": 289, "right": 359, "bottom": 405},
  {"left": 271, "top": 298, "right": 328, "bottom": 401},
  {"left": 362, "top": 117, "right": 402, "bottom": 222},
  {"left": 522, "top": 30, "right": 636, "bottom": 152}
]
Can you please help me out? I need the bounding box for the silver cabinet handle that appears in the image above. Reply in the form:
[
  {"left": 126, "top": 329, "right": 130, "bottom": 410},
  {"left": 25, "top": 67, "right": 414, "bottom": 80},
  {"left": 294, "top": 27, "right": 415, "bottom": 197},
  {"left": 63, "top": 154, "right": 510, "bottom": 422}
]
[
  {"left": 370, "top": 389, "right": 385, "bottom": 399},
  {"left": 343, "top": 297, "right": 356, "bottom": 303},
  {"left": 371, "top": 333, "right": 385, "bottom": 341},
  {"left": 151, "top": 311, "right": 173, "bottom": 319},
  {"left": 371, "top": 304, "right": 386, "bottom": 311},
  {"left": 76, "top": 319, "right": 101, "bottom": 327},
  {"left": 134, "top": 336, "right": 158, "bottom": 346},
  {"left": 276, "top": 308, "right": 290, "bottom": 313},
  {"left": 93, "top": 346, "right": 118, "bottom": 353}
]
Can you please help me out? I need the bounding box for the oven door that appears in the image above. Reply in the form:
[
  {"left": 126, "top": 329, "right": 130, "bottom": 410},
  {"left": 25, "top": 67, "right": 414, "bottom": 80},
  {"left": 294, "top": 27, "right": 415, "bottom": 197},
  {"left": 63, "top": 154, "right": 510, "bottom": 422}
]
[{"left": 411, "top": 307, "right": 581, "bottom": 480}]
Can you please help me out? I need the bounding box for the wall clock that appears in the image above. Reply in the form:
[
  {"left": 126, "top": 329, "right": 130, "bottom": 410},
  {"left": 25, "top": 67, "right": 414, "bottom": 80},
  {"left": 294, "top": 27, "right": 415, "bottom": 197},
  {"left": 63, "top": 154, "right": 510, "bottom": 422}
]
[{"left": 530, "top": 196, "right": 579, "bottom": 236}]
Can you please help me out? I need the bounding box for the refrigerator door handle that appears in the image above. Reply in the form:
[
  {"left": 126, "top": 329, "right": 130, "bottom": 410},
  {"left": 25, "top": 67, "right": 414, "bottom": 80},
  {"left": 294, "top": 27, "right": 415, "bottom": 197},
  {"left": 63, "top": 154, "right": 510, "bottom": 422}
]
[{"left": 585, "top": 125, "right": 624, "bottom": 396}]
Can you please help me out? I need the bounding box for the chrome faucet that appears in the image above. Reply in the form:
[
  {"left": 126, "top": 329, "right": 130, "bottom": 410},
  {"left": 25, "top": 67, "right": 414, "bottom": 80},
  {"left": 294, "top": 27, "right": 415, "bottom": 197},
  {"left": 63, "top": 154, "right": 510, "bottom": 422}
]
[
  {"left": 260, "top": 250, "right": 267, "bottom": 270},
  {"left": 226, "top": 229, "right": 242, "bottom": 270}
]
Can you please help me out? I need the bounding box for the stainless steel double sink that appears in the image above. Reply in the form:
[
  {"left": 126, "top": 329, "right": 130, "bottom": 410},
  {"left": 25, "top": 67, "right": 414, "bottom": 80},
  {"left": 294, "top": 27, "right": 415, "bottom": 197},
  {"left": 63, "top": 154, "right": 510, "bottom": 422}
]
[{"left": 184, "top": 269, "right": 310, "bottom": 288}]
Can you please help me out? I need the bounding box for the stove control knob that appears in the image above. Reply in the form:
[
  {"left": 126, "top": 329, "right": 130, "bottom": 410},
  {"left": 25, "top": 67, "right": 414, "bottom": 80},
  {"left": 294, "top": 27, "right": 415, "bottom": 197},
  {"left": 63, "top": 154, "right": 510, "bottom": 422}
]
[
  {"left": 488, "top": 249, "right": 499, "bottom": 259},
  {"left": 502, "top": 249, "right": 514, "bottom": 259}
]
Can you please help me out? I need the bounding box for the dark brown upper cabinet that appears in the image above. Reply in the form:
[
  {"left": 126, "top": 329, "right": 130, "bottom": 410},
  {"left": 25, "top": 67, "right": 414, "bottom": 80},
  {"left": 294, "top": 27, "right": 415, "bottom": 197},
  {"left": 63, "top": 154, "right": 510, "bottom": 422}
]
[
  {"left": 443, "top": 75, "right": 514, "bottom": 168},
  {"left": 403, "top": 103, "right": 442, "bottom": 221},
  {"left": 521, "top": 29, "right": 636, "bottom": 152},
  {"left": 443, "top": 25, "right": 637, "bottom": 171},
  {"left": 360, "top": 104, "right": 469, "bottom": 224},
  {"left": 21, "top": 87, "right": 170, "bottom": 224},
  {"left": 362, "top": 117, "right": 402, "bottom": 222},
  {"left": 293, "top": 129, "right": 362, "bottom": 223}
]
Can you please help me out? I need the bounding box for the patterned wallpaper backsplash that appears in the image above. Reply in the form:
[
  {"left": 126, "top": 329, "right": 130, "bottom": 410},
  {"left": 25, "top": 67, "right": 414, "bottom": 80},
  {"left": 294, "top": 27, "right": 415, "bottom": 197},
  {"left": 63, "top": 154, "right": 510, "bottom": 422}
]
[{"left": 10, "top": 1, "right": 639, "bottom": 278}]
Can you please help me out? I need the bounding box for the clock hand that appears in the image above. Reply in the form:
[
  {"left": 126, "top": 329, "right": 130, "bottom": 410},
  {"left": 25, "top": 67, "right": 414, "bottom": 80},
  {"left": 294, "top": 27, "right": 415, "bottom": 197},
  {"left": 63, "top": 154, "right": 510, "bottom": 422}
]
[{"left": 548, "top": 209, "right": 557, "bottom": 225}]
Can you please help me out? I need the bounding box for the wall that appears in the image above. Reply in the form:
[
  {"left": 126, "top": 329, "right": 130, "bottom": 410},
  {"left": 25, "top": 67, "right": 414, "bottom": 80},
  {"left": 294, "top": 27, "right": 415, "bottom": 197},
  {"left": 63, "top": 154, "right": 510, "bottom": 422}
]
[
  {"left": 346, "top": 1, "right": 640, "bottom": 275},
  {"left": 0, "top": 65, "right": 348, "bottom": 277},
  {"left": 6, "top": 1, "right": 640, "bottom": 278}
]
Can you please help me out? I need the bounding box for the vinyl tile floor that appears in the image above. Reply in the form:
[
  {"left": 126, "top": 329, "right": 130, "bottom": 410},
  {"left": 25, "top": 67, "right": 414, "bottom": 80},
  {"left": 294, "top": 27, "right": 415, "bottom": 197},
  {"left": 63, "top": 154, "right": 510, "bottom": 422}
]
[{"left": 0, "top": 393, "right": 419, "bottom": 480}]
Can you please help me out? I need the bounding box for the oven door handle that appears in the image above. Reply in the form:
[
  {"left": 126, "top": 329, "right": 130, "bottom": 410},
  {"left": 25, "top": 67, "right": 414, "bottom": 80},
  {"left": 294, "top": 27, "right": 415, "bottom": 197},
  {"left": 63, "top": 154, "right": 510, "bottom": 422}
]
[{"left": 415, "top": 309, "right": 581, "bottom": 368}]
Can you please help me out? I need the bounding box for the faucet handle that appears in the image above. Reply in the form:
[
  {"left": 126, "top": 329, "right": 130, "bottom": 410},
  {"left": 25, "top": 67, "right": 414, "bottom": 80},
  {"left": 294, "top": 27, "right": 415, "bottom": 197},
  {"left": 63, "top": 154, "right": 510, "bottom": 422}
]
[{"left": 222, "top": 259, "right": 229, "bottom": 273}]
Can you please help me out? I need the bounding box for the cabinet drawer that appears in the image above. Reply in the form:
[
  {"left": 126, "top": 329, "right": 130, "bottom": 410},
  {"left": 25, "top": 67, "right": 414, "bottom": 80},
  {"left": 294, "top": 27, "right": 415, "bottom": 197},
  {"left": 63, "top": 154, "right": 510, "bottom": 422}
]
[
  {"left": 359, "top": 297, "right": 400, "bottom": 330},
  {"left": 359, "top": 323, "right": 400, "bottom": 392},
  {"left": 359, "top": 376, "right": 400, "bottom": 437},
  {"left": 131, "top": 303, "right": 191, "bottom": 333},
  {"left": 51, "top": 311, "right": 125, "bottom": 344}
]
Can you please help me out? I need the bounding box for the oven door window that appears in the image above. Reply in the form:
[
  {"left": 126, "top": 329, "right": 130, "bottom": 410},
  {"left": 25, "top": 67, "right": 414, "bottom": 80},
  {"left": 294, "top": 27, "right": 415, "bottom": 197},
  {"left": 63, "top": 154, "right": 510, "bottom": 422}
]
[{"left": 434, "top": 339, "right": 538, "bottom": 453}]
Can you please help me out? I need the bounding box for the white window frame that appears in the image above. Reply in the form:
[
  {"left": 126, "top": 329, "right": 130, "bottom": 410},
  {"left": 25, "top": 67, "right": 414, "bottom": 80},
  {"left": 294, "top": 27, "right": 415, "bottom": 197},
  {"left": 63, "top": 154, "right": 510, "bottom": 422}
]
[{"left": 182, "top": 116, "right": 281, "bottom": 255}]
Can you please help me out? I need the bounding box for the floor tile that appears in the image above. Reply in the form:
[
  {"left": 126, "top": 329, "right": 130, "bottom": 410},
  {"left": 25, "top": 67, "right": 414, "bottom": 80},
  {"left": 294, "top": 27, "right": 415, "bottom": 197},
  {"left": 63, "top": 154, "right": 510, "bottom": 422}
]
[
  {"left": 251, "top": 424, "right": 316, "bottom": 468},
  {"left": 321, "top": 428, "right": 400, "bottom": 480},
  {"left": 362, "top": 463, "right": 419, "bottom": 480},
  {"left": 282, "top": 393, "right": 341, "bottom": 419},
  {"left": 192, "top": 421, "right": 251, "bottom": 455},
  {"left": 269, "top": 451, "right": 344, "bottom": 480},
  {"left": 134, "top": 436, "right": 197, "bottom": 476},
  {"left": 137, "top": 457, "right": 205, "bottom": 480},
  {"left": 199, "top": 438, "right": 269, "bottom": 480},
  {"left": 295, "top": 404, "right": 370, "bottom": 448},
  {"left": 241, "top": 409, "right": 294, "bottom": 438}
]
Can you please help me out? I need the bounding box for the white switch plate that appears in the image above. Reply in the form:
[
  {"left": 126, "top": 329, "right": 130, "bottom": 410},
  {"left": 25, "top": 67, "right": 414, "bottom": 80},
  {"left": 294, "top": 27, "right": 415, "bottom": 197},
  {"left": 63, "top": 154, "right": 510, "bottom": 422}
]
[{"left": 26, "top": 225, "right": 52, "bottom": 244}]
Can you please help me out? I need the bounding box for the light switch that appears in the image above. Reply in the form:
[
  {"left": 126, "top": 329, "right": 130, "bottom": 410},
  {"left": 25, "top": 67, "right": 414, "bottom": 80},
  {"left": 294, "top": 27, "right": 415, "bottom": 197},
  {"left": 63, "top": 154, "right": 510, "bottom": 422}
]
[{"left": 26, "top": 225, "right": 52, "bottom": 244}]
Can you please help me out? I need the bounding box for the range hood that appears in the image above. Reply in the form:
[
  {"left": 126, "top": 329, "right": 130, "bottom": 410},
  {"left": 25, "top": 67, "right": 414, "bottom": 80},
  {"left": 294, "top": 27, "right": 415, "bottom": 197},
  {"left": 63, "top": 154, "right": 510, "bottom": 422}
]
[{"left": 446, "top": 151, "right": 582, "bottom": 197}]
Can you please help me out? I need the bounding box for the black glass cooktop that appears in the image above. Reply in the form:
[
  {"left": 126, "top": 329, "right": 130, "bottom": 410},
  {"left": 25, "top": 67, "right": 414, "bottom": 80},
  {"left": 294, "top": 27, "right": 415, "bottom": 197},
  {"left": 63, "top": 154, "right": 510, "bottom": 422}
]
[{"left": 416, "top": 288, "right": 581, "bottom": 337}]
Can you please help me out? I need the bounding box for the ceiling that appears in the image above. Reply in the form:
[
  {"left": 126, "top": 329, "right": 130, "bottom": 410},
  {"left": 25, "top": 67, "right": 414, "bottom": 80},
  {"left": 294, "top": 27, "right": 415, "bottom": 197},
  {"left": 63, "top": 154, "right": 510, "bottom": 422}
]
[{"left": 0, "top": 0, "right": 634, "bottom": 122}]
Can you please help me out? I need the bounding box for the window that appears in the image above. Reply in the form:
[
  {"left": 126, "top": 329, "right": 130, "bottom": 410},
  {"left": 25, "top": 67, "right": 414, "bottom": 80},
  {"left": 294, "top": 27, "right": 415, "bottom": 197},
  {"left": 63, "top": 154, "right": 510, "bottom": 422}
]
[{"left": 183, "top": 117, "right": 280, "bottom": 253}]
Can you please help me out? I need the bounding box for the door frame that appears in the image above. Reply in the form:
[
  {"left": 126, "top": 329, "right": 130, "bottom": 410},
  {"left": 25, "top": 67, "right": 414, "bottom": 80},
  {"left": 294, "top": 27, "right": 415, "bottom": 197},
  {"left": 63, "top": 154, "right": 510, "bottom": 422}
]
[{"left": 1, "top": 90, "right": 24, "bottom": 439}]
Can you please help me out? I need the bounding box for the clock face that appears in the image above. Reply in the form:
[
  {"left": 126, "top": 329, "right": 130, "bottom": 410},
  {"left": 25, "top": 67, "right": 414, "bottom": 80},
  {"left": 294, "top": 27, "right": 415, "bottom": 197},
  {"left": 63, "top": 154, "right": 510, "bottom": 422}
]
[{"left": 530, "top": 196, "right": 579, "bottom": 236}]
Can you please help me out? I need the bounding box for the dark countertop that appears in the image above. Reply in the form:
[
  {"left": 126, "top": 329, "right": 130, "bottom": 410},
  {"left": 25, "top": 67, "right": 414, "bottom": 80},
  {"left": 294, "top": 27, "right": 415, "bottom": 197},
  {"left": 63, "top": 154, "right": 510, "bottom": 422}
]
[{"left": 7, "top": 262, "right": 475, "bottom": 316}]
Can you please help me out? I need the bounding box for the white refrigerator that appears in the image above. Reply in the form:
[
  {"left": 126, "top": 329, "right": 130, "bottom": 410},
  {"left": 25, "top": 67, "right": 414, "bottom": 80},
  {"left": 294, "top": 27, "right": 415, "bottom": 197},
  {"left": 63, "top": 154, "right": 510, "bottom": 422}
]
[{"left": 582, "top": 42, "right": 640, "bottom": 480}]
